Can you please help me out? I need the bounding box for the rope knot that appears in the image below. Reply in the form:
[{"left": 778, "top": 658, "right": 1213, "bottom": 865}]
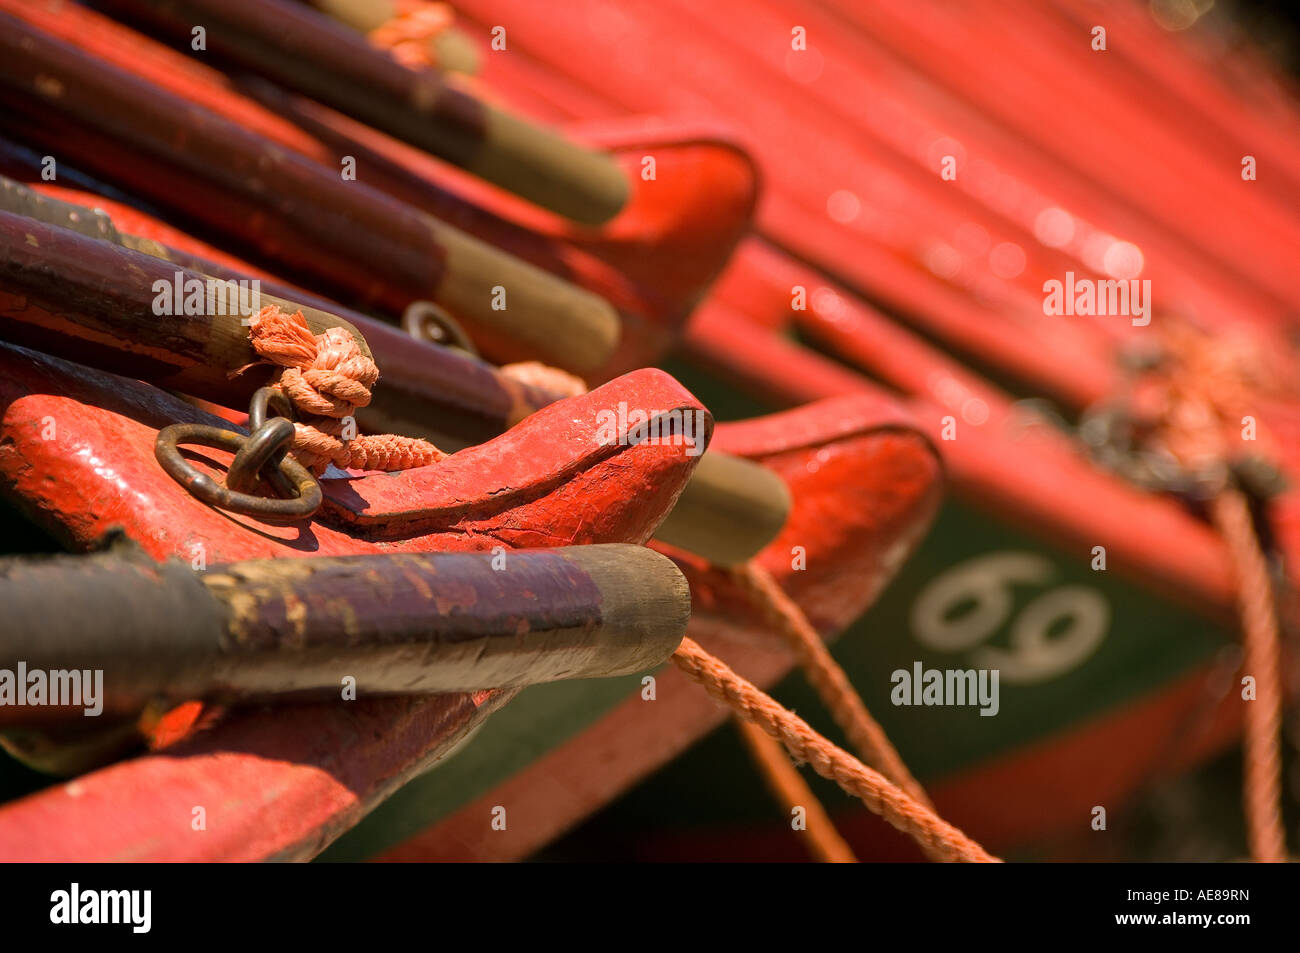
[
  {"left": 245, "top": 304, "right": 445, "bottom": 475},
  {"left": 249, "top": 307, "right": 379, "bottom": 418}
]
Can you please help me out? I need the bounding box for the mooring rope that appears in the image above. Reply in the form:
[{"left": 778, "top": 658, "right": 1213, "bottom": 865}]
[
  {"left": 734, "top": 717, "right": 859, "bottom": 862},
  {"left": 671, "top": 637, "right": 998, "bottom": 863},
  {"left": 495, "top": 364, "right": 977, "bottom": 859},
  {"left": 1212, "top": 490, "right": 1287, "bottom": 862},
  {"left": 731, "top": 561, "right": 933, "bottom": 808}
]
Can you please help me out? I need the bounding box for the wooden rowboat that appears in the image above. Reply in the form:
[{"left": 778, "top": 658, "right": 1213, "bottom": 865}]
[{"left": 409, "top": 0, "right": 1299, "bottom": 858}]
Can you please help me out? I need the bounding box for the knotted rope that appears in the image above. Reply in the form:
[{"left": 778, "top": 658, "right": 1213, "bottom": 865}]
[
  {"left": 245, "top": 305, "right": 446, "bottom": 474},
  {"left": 671, "top": 637, "right": 997, "bottom": 863}
]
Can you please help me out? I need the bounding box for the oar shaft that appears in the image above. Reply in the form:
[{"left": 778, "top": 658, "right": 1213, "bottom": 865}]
[
  {"left": 0, "top": 172, "right": 563, "bottom": 447},
  {"left": 0, "top": 543, "right": 688, "bottom": 723},
  {"left": 0, "top": 176, "right": 122, "bottom": 243}
]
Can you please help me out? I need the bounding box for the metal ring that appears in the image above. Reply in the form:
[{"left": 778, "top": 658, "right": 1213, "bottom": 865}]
[
  {"left": 155, "top": 423, "right": 322, "bottom": 522},
  {"left": 248, "top": 386, "right": 296, "bottom": 432},
  {"left": 231, "top": 387, "right": 299, "bottom": 495},
  {"left": 401, "top": 300, "right": 478, "bottom": 356},
  {"left": 226, "top": 417, "right": 296, "bottom": 495}
]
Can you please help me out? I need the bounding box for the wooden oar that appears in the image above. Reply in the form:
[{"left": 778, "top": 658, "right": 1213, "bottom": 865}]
[
  {"left": 0, "top": 13, "right": 620, "bottom": 375},
  {"left": 97, "top": 0, "right": 627, "bottom": 224},
  {"left": 0, "top": 542, "right": 689, "bottom": 725},
  {"left": 310, "top": 0, "right": 482, "bottom": 75}
]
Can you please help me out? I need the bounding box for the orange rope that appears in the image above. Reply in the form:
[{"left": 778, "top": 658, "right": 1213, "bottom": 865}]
[
  {"left": 671, "top": 637, "right": 999, "bottom": 863},
  {"left": 245, "top": 305, "right": 446, "bottom": 474},
  {"left": 1140, "top": 324, "right": 1291, "bottom": 862},
  {"left": 732, "top": 562, "right": 933, "bottom": 808},
  {"left": 369, "top": 0, "right": 455, "bottom": 70},
  {"left": 735, "top": 718, "right": 858, "bottom": 862},
  {"left": 1211, "top": 490, "right": 1287, "bottom": 862}
]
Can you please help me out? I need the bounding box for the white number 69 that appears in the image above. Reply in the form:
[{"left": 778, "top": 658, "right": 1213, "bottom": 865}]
[{"left": 910, "top": 551, "right": 1108, "bottom": 684}]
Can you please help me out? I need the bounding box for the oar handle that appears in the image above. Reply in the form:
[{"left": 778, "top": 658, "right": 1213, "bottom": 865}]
[
  {"left": 100, "top": 0, "right": 628, "bottom": 224},
  {"left": 654, "top": 451, "right": 792, "bottom": 565},
  {"left": 0, "top": 543, "right": 688, "bottom": 723}
]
